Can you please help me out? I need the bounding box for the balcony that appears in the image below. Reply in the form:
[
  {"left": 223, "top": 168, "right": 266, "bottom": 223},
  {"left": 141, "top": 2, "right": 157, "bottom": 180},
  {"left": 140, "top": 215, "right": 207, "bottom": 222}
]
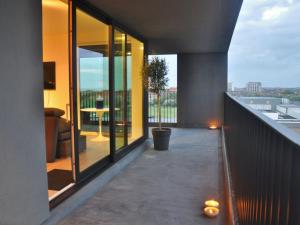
[
  {"left": 0, "top": 1, "right": 260, "bottom": 224},
  {"left": 46, "top": 94, "right": 300, "bottom": 225},
  {"left": 54, "top": 128, "right": 227, "bottom": 225},
  {"left": 224, "top": 93, "right": 300, "bottom": 225}
]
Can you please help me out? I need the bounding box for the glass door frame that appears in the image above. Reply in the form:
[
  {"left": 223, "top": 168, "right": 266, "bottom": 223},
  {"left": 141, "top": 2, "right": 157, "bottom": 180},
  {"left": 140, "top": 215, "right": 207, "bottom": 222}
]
[
  {"left": 112, "top": 30, "right": 148, "bottom": 161},
  {"left": 70, "top": 0, "right": 148, "bottom": 183},
  {"left": 113, "top": 28, "right": 128, "bottom": 152}
]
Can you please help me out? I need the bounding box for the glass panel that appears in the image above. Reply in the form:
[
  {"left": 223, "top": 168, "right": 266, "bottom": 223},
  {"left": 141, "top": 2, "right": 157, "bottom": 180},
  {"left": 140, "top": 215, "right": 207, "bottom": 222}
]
[
  {"left": 76, "top": 9, "right": 110, "bottom": 172},
  {"left": 114, "top": 29, "right": 126, "bottom": 150},
  {"left": 42, "top": 0, "right": 74, "bottom": 199},
  {"left": 148, "top": 55, "right": 177, "bottom": 124},
  {"left": 127, "top": 36, "right": 144, "bottom": 144}
]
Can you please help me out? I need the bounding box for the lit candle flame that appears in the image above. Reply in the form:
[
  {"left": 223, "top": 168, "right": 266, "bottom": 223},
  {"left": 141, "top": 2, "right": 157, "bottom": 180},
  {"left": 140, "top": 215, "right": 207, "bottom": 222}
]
[
  {"left": 205, "top": 200, "right": 219, "bottom": 207},
  {"left": 204, "top": 207, "right": 219, "bottom": 218}
]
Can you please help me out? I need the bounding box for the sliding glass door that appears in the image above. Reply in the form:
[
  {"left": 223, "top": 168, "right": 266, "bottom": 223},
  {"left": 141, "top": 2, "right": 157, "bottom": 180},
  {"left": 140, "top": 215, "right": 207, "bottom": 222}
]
[
  {"left": 71, "top": 3, "right": 145, "bottom": 181},
  {"left": 41, "top": 0, "right": 146, "bottom": 205},
  {"left": 113, "top": 29, "right": 145, "bottom": 154},
  {"left": 42, "top": 0, "right": 74, "bottom": 201},
  {"left": 126, "top": 35, "right": 144, "bottom": 144},
  {"left": 114, "top": 29, "right": 127, "bottom": 151},
  {"left": 75, "top": 8, "right": 110, "bottom": 172}
]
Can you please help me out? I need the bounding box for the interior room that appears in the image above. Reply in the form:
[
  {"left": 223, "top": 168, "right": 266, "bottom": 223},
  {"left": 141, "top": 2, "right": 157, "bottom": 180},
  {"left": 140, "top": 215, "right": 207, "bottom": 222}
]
[
  {"left": 42, "top": 0, "right": 74, "bottom": 199},
  {"left": 42, "top": 0, "right": 114, "bottom": 199},
  {"left": 76, "top": 8, "right": 111, "bottom": 172},
  {"left": 114, "top": 30, "right": 144, "bottom": 151},
  {"left": 126, "top": 35, "right": 144, "bottom": 144},
  {"left": 42, "top": 0, "right": 145, "bottom": 201}
]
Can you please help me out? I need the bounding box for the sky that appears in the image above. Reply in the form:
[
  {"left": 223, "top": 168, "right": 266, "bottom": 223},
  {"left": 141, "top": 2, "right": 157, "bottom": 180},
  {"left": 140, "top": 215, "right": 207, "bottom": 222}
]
[
  {"left": 149, "top": 55, "right": 177, "bottom": 87},
  {"left": 228, "top": 0, "right": 300, "bottom": 88}
]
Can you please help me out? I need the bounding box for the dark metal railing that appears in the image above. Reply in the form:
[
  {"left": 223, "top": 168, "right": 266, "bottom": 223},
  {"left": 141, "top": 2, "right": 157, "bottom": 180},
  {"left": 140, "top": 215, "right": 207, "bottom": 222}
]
[
  {"left": 148, "top": 90, "right": 177, "bottom": 125},
  {"left": 80, "top": 90, "right": 110, "bottom": 124},
  {"left": 224, "top": 93, "right": 300, "bottom": 225},
  {"left": 80, "top": 90, "right": 127, "bottom": 125},
  {"left": 81, "top": 89, "right": 177, "bottom": 126}
]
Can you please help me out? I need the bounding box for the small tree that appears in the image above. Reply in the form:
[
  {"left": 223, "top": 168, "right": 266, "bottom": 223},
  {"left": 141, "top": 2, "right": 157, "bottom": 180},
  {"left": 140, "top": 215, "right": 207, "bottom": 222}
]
[{"left": 143, "top": 57, "right": 169, "bottom": 130}]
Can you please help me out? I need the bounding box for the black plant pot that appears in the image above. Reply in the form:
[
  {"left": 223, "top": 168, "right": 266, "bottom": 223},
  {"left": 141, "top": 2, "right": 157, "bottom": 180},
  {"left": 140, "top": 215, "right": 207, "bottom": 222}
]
[{"left": 152, "top": 128, "right": 171, "bottom": 151}]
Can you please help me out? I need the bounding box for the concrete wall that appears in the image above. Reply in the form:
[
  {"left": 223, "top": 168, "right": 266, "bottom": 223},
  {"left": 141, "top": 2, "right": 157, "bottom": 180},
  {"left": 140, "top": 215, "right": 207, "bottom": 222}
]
[
  {"left": 0, "top": 1, "right": 50, "bottom": 225},
  {"left": 177, "top": 53, "right": 227, "bottom": 127}
]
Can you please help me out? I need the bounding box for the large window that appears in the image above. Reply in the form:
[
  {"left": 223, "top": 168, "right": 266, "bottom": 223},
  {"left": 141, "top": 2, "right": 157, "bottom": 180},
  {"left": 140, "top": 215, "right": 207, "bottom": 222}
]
[
  {"left": 76, "top": 8, "right": 110, "bottom": 172},
  {"left": 42, "top": 1, "right": 145, "bottom": 203},
  {"left": 148, "top": 55, "right": 177, "bottom": 124},
  {"left": 127, "top": 35, "right": 144, "bottom": 144},
  {"left": 114, "top": 30, "right": 145, "bottom": 152},
  {"left": 42, "top": 0, "right": 74, "bottom": 200},
  {"left": 114, "top": 29, "right": 126, "bottom": 150}
]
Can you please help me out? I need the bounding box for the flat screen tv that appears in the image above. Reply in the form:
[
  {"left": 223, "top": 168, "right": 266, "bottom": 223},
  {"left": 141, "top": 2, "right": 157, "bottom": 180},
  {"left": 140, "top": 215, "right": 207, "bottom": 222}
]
[{"left": 43, "top": 61, "right": 56, "bottom": 90}]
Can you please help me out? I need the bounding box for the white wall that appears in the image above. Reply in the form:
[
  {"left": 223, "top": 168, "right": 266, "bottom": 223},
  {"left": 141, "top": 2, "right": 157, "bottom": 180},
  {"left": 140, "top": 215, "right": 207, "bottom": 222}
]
[
  {"left": 263, "top": 112, "right": 279, "bottom": 120},
  {"left": 288, "top": 108, "right": 300, "bottom": 119},
  {"left": 249, "top": 104, "right": 272, "bottom": 111},
  {"left": 277, "top": 105, "right": 287, "bottom": 114},
  {"left": 0, "top": 1, "right": 50, "bottom": 224}
]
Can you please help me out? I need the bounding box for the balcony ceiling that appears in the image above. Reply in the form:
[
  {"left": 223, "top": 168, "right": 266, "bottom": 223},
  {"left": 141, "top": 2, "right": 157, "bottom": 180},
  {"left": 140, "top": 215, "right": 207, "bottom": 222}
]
[{"left": 86, "top": 0, "right": 243, "bottom": 54}]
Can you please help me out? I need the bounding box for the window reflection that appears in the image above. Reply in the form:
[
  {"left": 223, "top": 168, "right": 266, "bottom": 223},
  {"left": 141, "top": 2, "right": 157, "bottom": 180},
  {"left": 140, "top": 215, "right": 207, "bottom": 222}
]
[
  {"left": 127, "top": 35, "right": 144, "bottom": 144},
  {"left": 76, "top": 9, "right": 110, "bottom": 172}
]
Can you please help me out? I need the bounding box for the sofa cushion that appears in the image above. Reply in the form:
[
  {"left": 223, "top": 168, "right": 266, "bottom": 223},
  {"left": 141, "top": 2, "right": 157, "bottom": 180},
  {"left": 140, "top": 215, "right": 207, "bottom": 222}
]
[
  {"left": 45, "top": 108, "right": 65, "bottom": 117},
  {"left": 58, "top": 131, "right": 71, "bottom": 141},
  {"left": 58, "top": 118, "right": 71, "bottom": 132},
  {"left": 57, "top": 139, "right": 71, "bottom": 158}
]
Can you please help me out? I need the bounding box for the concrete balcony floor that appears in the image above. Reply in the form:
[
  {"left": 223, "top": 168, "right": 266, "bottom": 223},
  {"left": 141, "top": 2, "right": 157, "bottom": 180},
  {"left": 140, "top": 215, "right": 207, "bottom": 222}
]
[{"left": 58, "top": 128, "right": 226, "bottom": 225}]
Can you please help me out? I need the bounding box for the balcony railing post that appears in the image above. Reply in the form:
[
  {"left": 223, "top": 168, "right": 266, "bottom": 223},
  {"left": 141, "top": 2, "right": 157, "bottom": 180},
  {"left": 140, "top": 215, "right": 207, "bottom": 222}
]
[{"left": 224, "top": 93, "right": 300, "bottom": 225}]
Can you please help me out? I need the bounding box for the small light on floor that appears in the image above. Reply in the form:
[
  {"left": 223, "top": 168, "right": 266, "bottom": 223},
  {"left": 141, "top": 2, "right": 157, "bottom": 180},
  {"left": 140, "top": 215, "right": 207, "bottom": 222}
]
[
  {"left": 204, "top": 206, "right": 219, "bottom": 218},
  {"left": 205, "top": 200, "right": 219, "bottom": 208},
  {"left": 203, "top": 199, "right": 220, "bottom": 218},
  {"left": 209, "top": 125, "right": 217, "bottom": 130}
]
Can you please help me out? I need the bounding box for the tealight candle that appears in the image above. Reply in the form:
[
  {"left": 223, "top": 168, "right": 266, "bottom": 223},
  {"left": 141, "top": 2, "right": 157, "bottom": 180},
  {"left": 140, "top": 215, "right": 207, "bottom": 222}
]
[
  {"left": 209, "top": 125, "right": 217, "bottom": 129},
  {"left": 205, "top": 200, "right": 219, "bottom": 208},
  {"left": 204, "top": 206, "right": 219, "bottom": 218}
]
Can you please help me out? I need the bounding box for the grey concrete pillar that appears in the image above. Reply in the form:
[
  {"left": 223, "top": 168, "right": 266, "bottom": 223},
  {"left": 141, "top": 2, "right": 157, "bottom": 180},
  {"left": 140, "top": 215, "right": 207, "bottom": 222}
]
[
  {"left": 177, "top": 53, "right": 227, "bottom": 127},
  {"left": 0, "top": 0, "right": 50, "bottom": 224}
]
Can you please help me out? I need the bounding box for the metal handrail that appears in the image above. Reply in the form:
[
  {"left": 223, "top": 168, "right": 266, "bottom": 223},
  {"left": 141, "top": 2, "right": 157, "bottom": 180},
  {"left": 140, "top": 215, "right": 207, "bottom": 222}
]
[
  {"left": 224, "top": 92, "right": 300, "bottom": 225},
  {"left": 225, "top": 93, "right": 300, "bottom": 147},
  {"left": 148, "top": 90, "right": 177, "bottom": 124}
]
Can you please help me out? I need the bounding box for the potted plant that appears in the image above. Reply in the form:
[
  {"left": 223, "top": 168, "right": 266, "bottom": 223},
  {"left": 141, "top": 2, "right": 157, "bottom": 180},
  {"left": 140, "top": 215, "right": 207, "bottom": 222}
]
[{"left": 143, "top": 57, "right": 171, "bottom": 150}]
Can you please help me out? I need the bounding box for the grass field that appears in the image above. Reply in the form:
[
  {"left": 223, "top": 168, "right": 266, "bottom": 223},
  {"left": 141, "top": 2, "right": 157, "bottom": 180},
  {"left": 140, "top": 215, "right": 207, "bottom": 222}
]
[{"left": 148, "top": 105, "right": 177, "bottom": 122}]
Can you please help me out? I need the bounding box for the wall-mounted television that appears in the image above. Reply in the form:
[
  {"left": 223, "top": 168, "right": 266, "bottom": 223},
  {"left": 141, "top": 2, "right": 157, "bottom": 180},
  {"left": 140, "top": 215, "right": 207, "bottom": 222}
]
[{"left": 43, "top": 61, "right": 56, "bottom": 90}]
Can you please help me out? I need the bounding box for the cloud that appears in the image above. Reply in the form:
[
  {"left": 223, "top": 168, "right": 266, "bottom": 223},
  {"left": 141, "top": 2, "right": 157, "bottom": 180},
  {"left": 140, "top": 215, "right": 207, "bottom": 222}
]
[
  {"left": 229, "top": 0, "right": 300, "bottom": 88},
  {"left": 262, "top": 6, "right": 289, "bottom": 21}
]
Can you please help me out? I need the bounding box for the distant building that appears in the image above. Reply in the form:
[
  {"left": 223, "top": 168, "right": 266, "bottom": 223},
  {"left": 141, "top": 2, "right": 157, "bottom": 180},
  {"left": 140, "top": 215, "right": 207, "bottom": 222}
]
[
  {"left": 277, "top": 104, "right": 300, "bottom": 119},
  {"left": 228, "top": 82, "right": 232, "bottom": 92},
  {"left": 237, "top": 97, "right": 298, "bottom": 122},
  {"left": 246, "top": 82, "right": 262, "bottom": 93},
  {"left": 263, "top": 112, "right": 279, "bottom": 120},
  {"left": 238, "top": 96, "right": 282, "bottom": 111},
  {"left": 234, "top": 87, "right": 246, "bottom": 92},
  {"left": 168, "top": 87, "right": 177, "bottom": 93},
  {"left": 282, "top": 98, "right": 290, "bottom": 104}
]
